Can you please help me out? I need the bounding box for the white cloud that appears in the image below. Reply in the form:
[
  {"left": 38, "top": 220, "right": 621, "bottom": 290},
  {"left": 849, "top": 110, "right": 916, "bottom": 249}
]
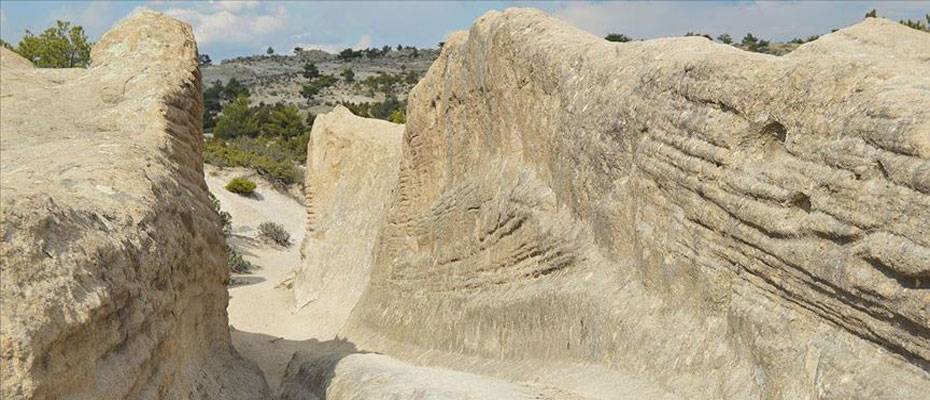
[
  {"left": 161, "top": 2, "right": 285, "bottom": 45},
  {"left": 551, "top": 1, "right": 928, "bottom": 41},
  {"left": 209, "top": 1, "right": 260, "bottom": 13}
]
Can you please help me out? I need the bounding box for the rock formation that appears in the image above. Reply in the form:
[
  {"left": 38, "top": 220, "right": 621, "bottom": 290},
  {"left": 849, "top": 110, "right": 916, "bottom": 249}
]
[
  {"left": 279, "top": 350, "right": 583, "bottom": 400},
  {"left": 292, "top": 9, "right": 929, "bottom": 399},
  {"left": 294, "top": 106, "right": 404, "bottom": 337},
  {"left": 0, "top": 12, "right": 268, "bottom": 399}
]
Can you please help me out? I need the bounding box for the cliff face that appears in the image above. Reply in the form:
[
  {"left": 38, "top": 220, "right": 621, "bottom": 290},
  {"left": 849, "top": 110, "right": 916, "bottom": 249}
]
[
  {"left": 295, "top": 106, "right": 404, "bottom": 338},
  {"left": 336, "top": 9, "right": 930, "bottom": 399},
  {"left": 0, "top": 12, "right": 268, "bottom": 399}
]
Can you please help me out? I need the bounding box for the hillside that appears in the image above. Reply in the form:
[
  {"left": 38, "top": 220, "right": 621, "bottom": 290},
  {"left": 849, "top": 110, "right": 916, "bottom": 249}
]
[{"left": 202, "top": 46, "right": 440, "bottom": 118}]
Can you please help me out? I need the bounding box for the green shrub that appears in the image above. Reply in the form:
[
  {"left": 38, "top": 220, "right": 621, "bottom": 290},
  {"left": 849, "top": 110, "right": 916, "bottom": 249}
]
[
  {"left": 225, "top": 177, "right": 257, "bottom": 194},
  {"left": 258, "top": 221, "right": 291, "bottom": 246},
  {"left": 227, "top": 244, "right": 256, "bottom": 273},
  {"left": 209, "top": 193, "right": 232, "bottom": 235},
  {"left": 205, "top": 137, "right": 304, "bottom": 186}
]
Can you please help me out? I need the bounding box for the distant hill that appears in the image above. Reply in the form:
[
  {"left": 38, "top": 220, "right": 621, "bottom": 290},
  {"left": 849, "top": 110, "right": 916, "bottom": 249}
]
[{"left": 201, "top": 46, "right": 440, "bottom": 117}]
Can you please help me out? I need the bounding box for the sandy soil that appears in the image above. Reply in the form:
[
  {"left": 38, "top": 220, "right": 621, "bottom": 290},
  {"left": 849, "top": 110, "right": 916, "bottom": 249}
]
[{"left": 205, "top": 166, "right": 320, "bottom": 392}]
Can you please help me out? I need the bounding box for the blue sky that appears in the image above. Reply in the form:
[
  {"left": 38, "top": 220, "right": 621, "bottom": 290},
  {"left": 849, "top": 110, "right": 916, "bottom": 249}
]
[{"left": 1, "top": 1, "right": 927, "bottom": 61}]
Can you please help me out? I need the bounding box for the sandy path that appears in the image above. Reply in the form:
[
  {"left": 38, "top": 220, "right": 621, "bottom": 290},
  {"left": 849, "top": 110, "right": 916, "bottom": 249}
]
[{"left": 205, "top": 166, "right": 318, "bottom": 392}]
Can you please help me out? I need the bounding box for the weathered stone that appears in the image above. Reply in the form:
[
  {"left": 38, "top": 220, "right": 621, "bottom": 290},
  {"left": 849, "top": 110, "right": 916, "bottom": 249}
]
[
  {"left": 279, "top": 351, "right": 578, "bottom": 400},
  {"left": 293, "top": 106, "right": 404, "bottom": 338},
  {"left": 0, "top": 11, "right": 268, "bottom": 399},
  {"left": 316, "top": 9, "right": 930, "bottom": 399}
]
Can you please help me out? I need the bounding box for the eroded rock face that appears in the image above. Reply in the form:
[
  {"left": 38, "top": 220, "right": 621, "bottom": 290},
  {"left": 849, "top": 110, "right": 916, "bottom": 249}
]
[
  {"left": 294, "top": 106, "right": 404, "bottom": 338},
  {"left": 0, "top": 12, "right": 268, "bottom": 399},
  {"left": 335, "top": 9, "right": 929, "bottom": 399}
]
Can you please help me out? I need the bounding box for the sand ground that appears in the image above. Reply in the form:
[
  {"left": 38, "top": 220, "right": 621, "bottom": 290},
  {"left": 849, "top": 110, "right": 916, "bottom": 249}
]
[{"left": 205, "top": 166, "right": 321, "bottom": 392}]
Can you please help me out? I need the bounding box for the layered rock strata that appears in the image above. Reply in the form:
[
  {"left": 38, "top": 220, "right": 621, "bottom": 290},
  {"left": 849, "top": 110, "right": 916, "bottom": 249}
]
[{"left": 325, "top": 9, "right": 929, "bottom": 399}]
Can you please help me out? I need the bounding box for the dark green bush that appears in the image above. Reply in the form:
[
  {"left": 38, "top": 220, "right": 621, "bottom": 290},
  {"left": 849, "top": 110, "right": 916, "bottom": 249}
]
[
  {"left": 225, "top": 177, "right": 257, "bottom": 194},
  {"left": 258, "top": 221, "right": 291, "bottom": 246}
]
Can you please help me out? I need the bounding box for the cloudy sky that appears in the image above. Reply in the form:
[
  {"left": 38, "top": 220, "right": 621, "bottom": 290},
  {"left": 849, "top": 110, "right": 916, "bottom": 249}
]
[{"left": 1, "top": 1, "right": 927, "bottom": 61}]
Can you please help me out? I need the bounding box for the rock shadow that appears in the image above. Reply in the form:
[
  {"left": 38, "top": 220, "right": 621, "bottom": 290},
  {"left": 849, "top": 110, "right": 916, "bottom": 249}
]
[{"left": 228, "top": 275, "right": 266, "bottom": 287}]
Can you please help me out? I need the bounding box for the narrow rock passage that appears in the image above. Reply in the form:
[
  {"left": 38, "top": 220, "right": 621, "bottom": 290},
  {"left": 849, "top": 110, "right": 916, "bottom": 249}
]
[{"left": 204, "top": 166, "right": 318, "bottom": 392}]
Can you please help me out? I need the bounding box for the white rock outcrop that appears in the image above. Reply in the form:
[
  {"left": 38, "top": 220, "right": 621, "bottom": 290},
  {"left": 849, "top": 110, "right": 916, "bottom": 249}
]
[
  {"left": 0, "top": 12, "right": 268, "bottom": 399},
  {"left": 294, "top": 106, "right": 404, "bottom": 338},
  {"left": 303, "top": 9, "right": 930, "bottom": 399}
]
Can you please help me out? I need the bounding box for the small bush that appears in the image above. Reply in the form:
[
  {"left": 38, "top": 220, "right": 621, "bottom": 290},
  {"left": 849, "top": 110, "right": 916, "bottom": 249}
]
[
  {"left": 226, "top": 177, "right": 257, "bottom": 194},
  {"left": 258, "top": 221, "right": 290, "bottom": 246},
  {"left": 227, "top": 244, "right": 256, "bottom": 273},
  {"left": 209, "top": 194, "right": 232, "bottom": 235}
]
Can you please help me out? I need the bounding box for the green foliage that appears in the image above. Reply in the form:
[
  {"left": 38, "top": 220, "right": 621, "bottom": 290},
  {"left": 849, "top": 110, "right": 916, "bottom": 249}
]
[
  {"left": 209, "top": 194, "right": 233, "bottom": 235},
  {"left": 341, "top": 95, "right": 405, "bottom": 121},
  {"left": 740, "top": 33, "right": 770, "bottom": 53},
  {"left": 302, "top": 62, "right": 320, "bottom": 79},
  {"left": 0, "top": 39, "right": 12, "bottom": 50},
  {"left": 338, "top": 48, "right": 361, "bottom": 61},
  {"left": 899, "top": 14, "right": 930, "bottom": 32},
  {"left": 223, "top": 78, "right": 251, "bottom": 100},
  {"left": 685, "top": 32, "right": 712, "bottom": 40},
  {"left": 258, "top": 221, "right": 291, "bottom": 246},
  {"left": 261, "top": 105, "right": 305, "bottom": 139},
  {"left": 788, "top": 35, "right": 820, "bottom": 44},
  {"left": 388, "top": 108, "right": 406, "bottom": 124},
  {"left": 227, "top": 245, "right": 256, "bottom": 274},
  {"left": 198, "top": 54, "right": 212, "bottom": 66},
  {"left": 266, "top": 46, "right": 274, "bottom": 55},
  {"left": 203, "top": 79, "right": 251, "bottom": 132},
  {"left": 605, "top": 33, "right": 631, "bottom": 42},
  {"left": 360, "top": 71, "right": 419, "bottom": 95},
  {"left": 205, "top": 136, "right": 305, "bottom": 186},
  {"left": 306, "top": 112, "right": 317, "bottom": 128},
  {"left": 341, "top": 67, "right": 355, "bottom": 83},
  {"left": 716, "top": 34, "right": 733, "bottom": 44},
  {"left": 225, "top": 177, "right": 257, "bottom": 194},
  {"left": 301, "top": 74, "right": 338, "bottom": 102},
  {"left": 14, "top": 20, "right": 91, "bottom": 68},
  {"left": 214, "top": 95, "right": 260, "bottom": 139},
  {"left": 865, "top": 9, "right": 878, "bottom": 18}
]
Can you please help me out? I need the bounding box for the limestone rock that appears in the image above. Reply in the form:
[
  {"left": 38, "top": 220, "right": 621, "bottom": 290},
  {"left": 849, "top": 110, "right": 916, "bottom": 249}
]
[
  {"left": 0, "top": 12, "right": 268, "bottom": 399},
  {"left": 294, "top": 106, "right": 404, "bottom": 338},
  {"left": 279, "top": 351, "right": 575, "bottom": 400},
  {"left": 330, "top": 9, "right": 929, "bottom": 399}
]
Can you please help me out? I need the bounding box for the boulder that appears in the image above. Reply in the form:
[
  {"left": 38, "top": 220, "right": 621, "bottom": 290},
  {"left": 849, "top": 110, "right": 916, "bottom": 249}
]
[{"left": 0, "top": 11, "right": 268, "bottom": 399}]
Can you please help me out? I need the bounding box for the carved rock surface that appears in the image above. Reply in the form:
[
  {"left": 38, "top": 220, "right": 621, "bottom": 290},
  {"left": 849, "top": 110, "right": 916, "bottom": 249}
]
[
  {"left": 330, "top": 9, "right": 929, "bottom": 399},
  {"left": 0, "top": 12, "right": 268, "bottom": 400},
  {"left": 295, "top": 106, "right": 404, "bottom": 338}
]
